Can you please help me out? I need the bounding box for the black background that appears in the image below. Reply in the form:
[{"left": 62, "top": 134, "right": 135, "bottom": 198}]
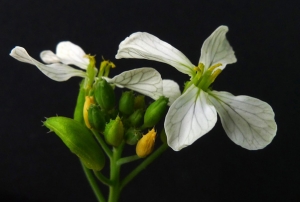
[{"left": 1, "top": 0, "right": 299, "bottom": 201}]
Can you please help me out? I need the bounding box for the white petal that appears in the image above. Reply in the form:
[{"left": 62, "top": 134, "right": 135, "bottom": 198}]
[
  {"left": 10, "top": 46, "right": 86, "bottom": 81},
  {"left": 116, "top": 32, "right": 195, "bottom": 76},
  {"left": 165, "top": 84, "right": 217, "bottom": 151},
  {"left": 56, "top": 41, "right": 89, "bottom": 69},
  {"left": 40, "top": 50, "right": 61, "bottom": 63},
  {"left": 208, "top": 91, "right": 277, "bottom": 150},
  {"left": 199, "top": 26, "right": 237, "bottom": 71},
  {"left": 162, "top": 80, "right": 181, "bottom": 105},
  {"left": 104, "top": 68, "right": 163, "bottom": 100}
]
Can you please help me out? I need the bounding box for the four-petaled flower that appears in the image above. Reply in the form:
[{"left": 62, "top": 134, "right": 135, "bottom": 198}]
[
  {"left": 10, "top": 42, "right": 180, "bottom": 103},
  {"left": 116, "top": 25, "right": 277, "bottom": 151}
]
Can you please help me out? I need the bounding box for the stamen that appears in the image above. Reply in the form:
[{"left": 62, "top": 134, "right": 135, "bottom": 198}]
[
  {"left": 210, "top": 69, "right": 222, "bottom": 83},
  {"left": 208, "top": 63, "right": 222, "bottom": 72}
]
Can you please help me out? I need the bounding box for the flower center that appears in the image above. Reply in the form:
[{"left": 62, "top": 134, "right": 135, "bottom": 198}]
[{"left": 190, "top": 63, "right": 222, "bottom": 92}]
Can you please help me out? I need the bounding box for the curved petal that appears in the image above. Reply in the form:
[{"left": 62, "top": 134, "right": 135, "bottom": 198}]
[
  {"left": 40, "top": 50, "right": 61, "bottom": 63},
  {"left": 162, "top": 79, "right": 181, "bottom": 105},
  {"left": 56, "top": 41, "right": 89, "bottom": 69},
  {"left": 165, "top": 84, "right": 217, "bottom": 151},
  {"left": 208, "top": 91, "right": 277, "bottom": 150},
  {"left": 104, "top": 68, "right": 163, "bottom": 100},
  {"left": 10, "top": 46, "right": 86, "bottom": 81},
  {"left": 116, "top": 32, "right": 195, "bottom": 76},
  {"left": 199, "top": 26, "right": 237, "bottom": 71}
]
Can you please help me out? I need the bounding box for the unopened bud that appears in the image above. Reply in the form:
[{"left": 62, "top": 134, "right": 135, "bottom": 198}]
[
  {"left": 94, "top": 78, "right": 115, "bottom": 110},
  {"left": 134, "top": 95, "right": 146, "bottom": 110},
  {"left": 143, "top": 96, "right": 168, "bottom": 128},
  {"left": 136, "top": 128, "right": 156, "bottom": 158},
  {"left": 44, "top": 117, "right": 105, "bottom": 171},
  {"left": 119, "top": 91, "right": 134, "bottom": 115},
  {"left": 88, "top": 104, "right": 106, "bottom": 132},
  {"left": 125, "top": 127, "right": 142, "bottom": 145},
  {"left": 128, "top": 109, "right": 144, "bottom": 127},
  {"left": 104, "top": 116, "right": 124, "bottom": 147}
]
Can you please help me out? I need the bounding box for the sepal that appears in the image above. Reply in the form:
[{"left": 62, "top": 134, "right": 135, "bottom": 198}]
[{"left": 104, "top": 116, "right": 124, "bottom": 147}]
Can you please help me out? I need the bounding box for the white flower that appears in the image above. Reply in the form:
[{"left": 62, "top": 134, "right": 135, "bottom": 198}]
[
  {"left": 116, "top": 25, "right": 277, "bottom": 151},
  {"left": 10, "top": 42, "right": 180, "bottom": 102}
]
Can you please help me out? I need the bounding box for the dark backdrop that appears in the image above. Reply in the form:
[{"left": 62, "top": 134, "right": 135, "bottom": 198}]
[{"left": 1, "top": 0, "right": 299, "bottom": 201}]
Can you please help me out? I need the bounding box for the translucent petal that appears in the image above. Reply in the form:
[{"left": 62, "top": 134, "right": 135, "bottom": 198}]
[
  {"left": 10, "top": 46, "right": 86, "bottom": 81},
  {"left": 162, "top": 79, "right": 181, "bottom": 105},
  {"left": 199, "top": 26, "right": 237, "bottom": 71},
  {"left": 40, "top": 50, "right": 61, "bottom": 63},
  {"left": 56, "top": 41, "right": 89, "bottom": 69},
  {"left": 116, "top": 32, "right": 195, "bottom": 76},
  {"left": 165, "top": 84, "right": 217, "bottom": 151},
  {"left": 208, "top": 91, "right": 277, "bottom": 150},
  {"left": 104, "top": 68, "right": 163, "bottom": 100}
]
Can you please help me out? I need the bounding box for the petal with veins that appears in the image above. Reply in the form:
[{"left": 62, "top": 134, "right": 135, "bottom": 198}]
[
  {"left": 104, "top": 68, "right": 163, "bottom": 100},
  {"left": 199, "top": 26, "right": 237, "bottom": 71},
  {"left": 56, "top": 41, "right": 89, "bottom": 69},
  {"left": 116, "top": 32, "right": 195, "bottom": 76},
  {"left": 165, "top": 84, "right": 217, "bottom": 151},
  {"left": 10, "top": 47, "right": 86, "bottom": 81},
  {"left": 162, "top": 79, "right": 181, "bottom": 105},
  {"left": 208, "top": 91, "right": 277, "bottom": 150},
  {"left": 40, "top": 50, "right": 61, "bottom": 63}
]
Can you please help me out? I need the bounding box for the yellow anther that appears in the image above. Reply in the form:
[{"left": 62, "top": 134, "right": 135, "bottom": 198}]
[
  {"left": 136, "top": 128, "right": 156, "bottom": 158},
  {"left": 83, "top": 96, "right": 95, "bottom": 129},
  {"left": 210, "top": 69, "right": 222, "bottom": 83},
  {"left": 207, "top": 63, "right": 222, "bottom": 72},
  {"left": 109, "top": 61, "right": 116, "bottom": 68},
  {"left": 198, "top": 63, "right": 205, "bottom": 71},
  {"left": 85, "top": 54, "right": 96, "bottom": 67}
]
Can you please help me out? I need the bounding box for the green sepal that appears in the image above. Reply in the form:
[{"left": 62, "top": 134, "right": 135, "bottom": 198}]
[
  {"left": 125, "top": 127, "right": 142, "bottom": 145},
  {"left": 143, "top": 96, "right": 169, "bottom": 128},
  {"left": 119, "top": 91, "right": 135, "bottom": 115},
  {"left": 44, "top": 116, "right": 105, "bottom": 171},
  {"left": 104, "top": 116, "right": 124, "bottom": 147},
  {"left": 73, "top": 80, "right": 85, "bottom": 124},
  {"left": 88, "top": 104, "right": 106, "bottom": 132},
  {"left": 94, "top": 78, "right": 116, "bottom": 110}
]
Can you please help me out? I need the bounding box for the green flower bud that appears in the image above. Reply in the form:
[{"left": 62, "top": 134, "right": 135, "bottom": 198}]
[
  {"left": 119, "top": 91, "right": 135, "bottom": 115},
  {"left": 94, "top": 78, "right": 115, "bottom": 110},
  {"left": 128, "top": 109, "right": 144, "bottom": 127},
  {"left": 125, "top": 128, "right": 142, "bottom": 145},
  {"left": 143, "top": 96, "right": 169, "bottom": 128},
  {"left": 44, "top": 117, "right": 105, "bottom": 171},
  {"left": 104, "top": 116, "right": 124, "bottom": 147},
  {"left": 134, "top": 95, "right": 146, "bottom": 110},
  {"left": 88, "top": 104, "right": 106, "bottom": 132}
]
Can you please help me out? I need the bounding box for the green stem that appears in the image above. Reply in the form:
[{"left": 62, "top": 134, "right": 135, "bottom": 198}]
[
  {"left": 120, "top": 143, "right": 168, "bottom": 191},
  {"left": 92, "top": 129, "right": 112, "bottom": 159},
  {"left": 108, "top": 142, "right": 124, "bottom": 202},
  {"left": 117, "top": 155, "right": 140, "bottom": 166},
  {"left": 94, "top": 170, "right": 113, "bottom": 186},
  {"left": 81, "top": 161, "right": 107, "bottom": 202}
]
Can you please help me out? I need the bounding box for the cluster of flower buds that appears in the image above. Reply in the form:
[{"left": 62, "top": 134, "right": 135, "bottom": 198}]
[{"left": 83, "top": 77, "right": 169, "bottom": 158}]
